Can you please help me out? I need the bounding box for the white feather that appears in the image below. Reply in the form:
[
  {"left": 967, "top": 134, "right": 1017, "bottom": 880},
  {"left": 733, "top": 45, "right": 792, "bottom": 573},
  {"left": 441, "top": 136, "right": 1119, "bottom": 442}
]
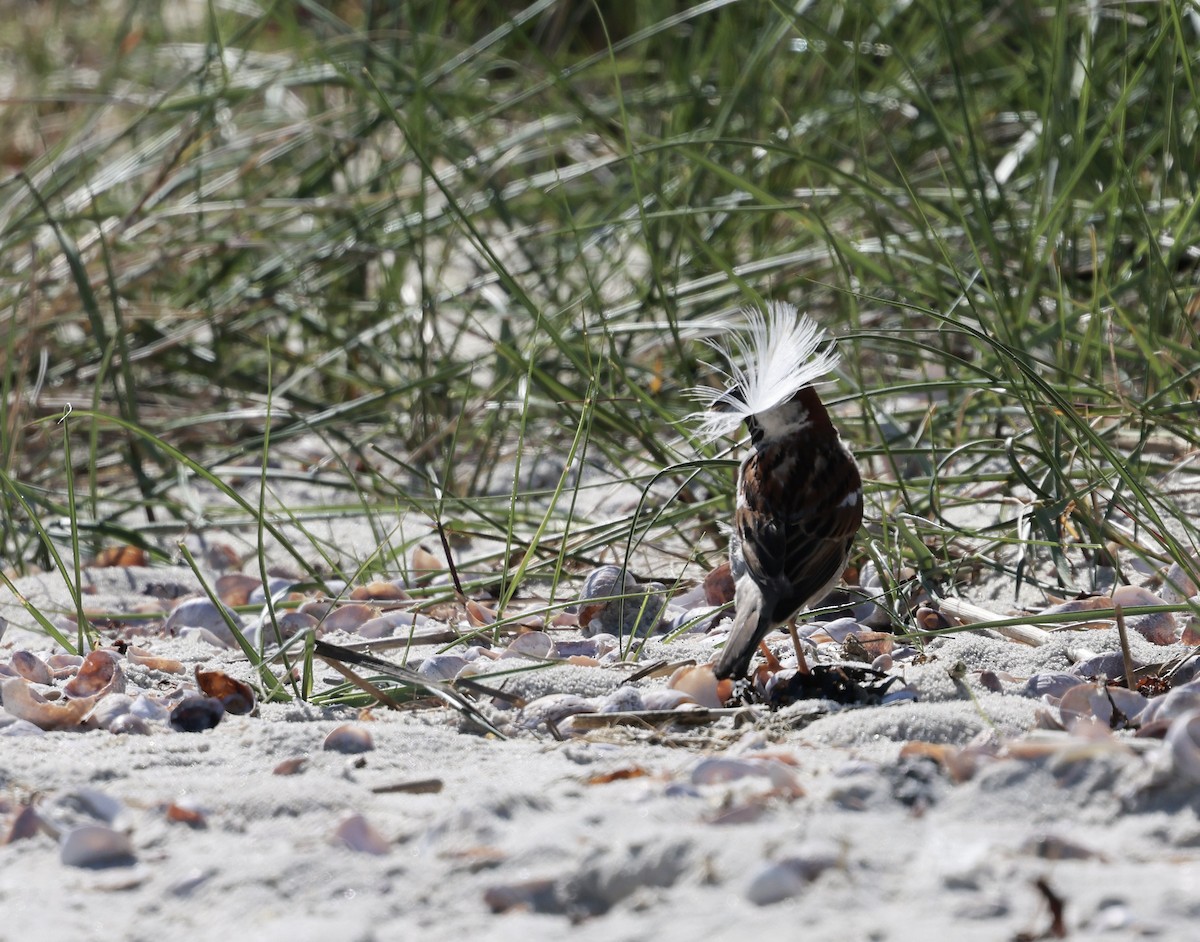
[{"left": 687, "top": 301, "right": 840, "bottom": 442}]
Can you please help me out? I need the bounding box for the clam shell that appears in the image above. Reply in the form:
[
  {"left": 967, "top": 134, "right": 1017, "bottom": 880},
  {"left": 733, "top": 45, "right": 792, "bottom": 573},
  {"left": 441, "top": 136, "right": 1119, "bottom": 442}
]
[
  {"left": 60, "top": 825, "right": 135, "bottom": 868},
  {"left": 1, "top": 678, "right": 95, "bottom": 731},
  {"left": 355, "top": 610, "right": 433, "bottom": 639},
  {"left": 169, "top": 696, "right": 225, "bottom": 732},
  {"left": 1112, "top": 585, "right": 1177, "bottom": 645},
  {"left": 164, "top": 597, "right": 244, "bottom": 638},
  {"left": 502, "top": 631, "right": 554, "bottom": 660},
  {"left": 63, "top": 650, "right": 124, "bottom": 699},
  {"left": 1059, "top": 683, "right": 1147, "bottom": 732},
  {"left": 313, "top": 602, "right": 379, "bottom": 633},
  {"left": 576, "top": 566, "right": 666, "bottom": 638},
  {"left": 332, "top": 813, "right": 390, "bottom": 855},
  {"left": 214, "top": 574, "right": 261, "bottom": 607},
  {"left": 417, "top": 654, "right": 470, "bottom": 681},
  {"left": 349, "top": 580, "right": 409, "bottom": 602},
  {"left": 667, "top": 664, "right": 722, "bottom": 709},
  {"left": 10, "top": 651, "right": 52, "bottom": 685},
  {"left": 323, "top": 723, "right": 374, "bottom": 754},
  {"left": 518, "top": 693, "right": 597, "bottom": 729},
  {"left": 745, "top": 846, "right": 839, "bottom": 906}
]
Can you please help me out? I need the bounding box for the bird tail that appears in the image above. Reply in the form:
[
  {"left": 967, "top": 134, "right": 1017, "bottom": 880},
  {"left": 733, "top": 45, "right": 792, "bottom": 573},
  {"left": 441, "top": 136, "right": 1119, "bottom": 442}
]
[
  {"left": 713, "top": 575, "right": 775, "bottom": 680},
  {"left": 687, "top": 301, "right": 840, "bottom": 443}
]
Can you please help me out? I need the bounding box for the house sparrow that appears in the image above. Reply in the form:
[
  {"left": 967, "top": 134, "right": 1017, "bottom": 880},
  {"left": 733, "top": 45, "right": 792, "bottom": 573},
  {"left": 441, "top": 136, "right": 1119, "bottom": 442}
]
[{"left": 690, "top": 302, "right": 863, "bottom": 680}]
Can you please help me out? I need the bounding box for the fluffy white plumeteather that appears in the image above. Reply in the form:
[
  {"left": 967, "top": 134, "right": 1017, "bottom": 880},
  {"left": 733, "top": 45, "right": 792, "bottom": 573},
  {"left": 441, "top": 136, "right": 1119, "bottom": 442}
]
[{"left": 688, "top": 301, "right": 840, "bottom": 443}]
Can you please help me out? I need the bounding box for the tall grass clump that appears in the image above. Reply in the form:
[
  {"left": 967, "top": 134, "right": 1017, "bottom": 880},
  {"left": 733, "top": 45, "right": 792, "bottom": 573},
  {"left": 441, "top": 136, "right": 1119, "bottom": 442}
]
[{"left": 0, "top": 0, "right": 1195, "bottom": 644}]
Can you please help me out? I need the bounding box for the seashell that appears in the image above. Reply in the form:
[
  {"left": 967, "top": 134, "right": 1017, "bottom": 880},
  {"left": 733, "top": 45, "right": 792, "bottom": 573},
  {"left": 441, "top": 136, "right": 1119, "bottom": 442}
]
[
  {"left": 667, "top": 664, "right": 723, "bottom": 709},
  {"left": 703, "top": 561, "right": 735, "bottom": 606},
  {"left": 1059, "top": 683, "right": 1147, "bottom": 732},
  {"left": 60, "top": 825, "right": 135, "bottom": 868},
  {"left": 1071, "top": 651, "right": 1134, "bottom": 681},
  {"left": 10, "top": 651, "right": 53, "bottom": 685},
  {"left": 169, "top": 696, "right": 225, "bottom": 732},
  {"left": 312, "top": 602, "right": 378, "bottom": 633},
  {"left": 551, "top": 638, "right": 603, "bottom": 659},
  {"left": 745, "top": 846, "right": 839, "bottom": 906},
  {"left": 355, "top": 610, "right": 433, "bottom": 639},
  {"left": 1112, "top": 585, "right": 1176, "bottom": 645},
  {"left": 0, "top": 718, "right": 44, "bottom": 737},
  {"left": 195, "top": 668, "right": 256, "bottom": 715},
  {"left": 1164, "top": 710, "right": 1200, "bottom": 784},
  {"left": 639, "top": 689, "right": 700, "bottom": 710},
  {"left": 93, "top": 544, "right": 147, "bottom": 568},
  {"left": 214, "top": 574, "right": 262, "bottom": 607},
  {"left": 914, "top": 605, "right": 951, "bottom": 632},
  {"left": 411, "top": 546, "right": 443, "bottom": 581},
  {"left": 871, "top": 653, "right": 893, "bottom": 673},
  {"left": 484, "top": 878, "right": 560, "bottom": 915},
  {"left": 1, "top": 678, "right": 95, "bottom": 730},
  {"left": 1138, "top": 679, "right": 1200, "bottom": 727},
  {"left": 63, "top": 650, "right": 125, "bottom": 699},
  {"left": 1023, "top": 673, "right": 1085, "bottom": 699},
  {"left": 248, "top": 577, "right": 299, "bottom": 606},
  {"left": 46, "top": 653, "right": 83, "bottom": 677},
  {"left": 1160, "top": 557, "right": 1200, "bottom": 604},
  {"left": 323, "top": 723, "right": 374, "bottom": 753},
  {"left": 806, "top": 617, "right": 862, "bottom": 644},
  {"left": 260, "top": 611, "right": 320, "bottom": 644},
  {"left": 164, "top": 598, "right": 244, "bottom": 644},
  {"left": 518, "top": 693, "right": 597, "bottom": 729},
  {"left": 108, "top": 714, "right": 151, "bottom": 735},
  {"left": 417, "top": 654, "right": 470, "bottom": 681},
  {"left": 129, "top": 693, "right": 171, "bottom": 724},
  {"left": 690, "top": 756, "right": 801, "bottom": 792},
  {"left": 165, "top": 800, "right": 207, "bottom": 829},
  {"left": 125, "top": 646, "right": 185, "bottom": 675},
  {"left": 1040, "top": 595, "right": 1115, "bottom": 616},
  {"left": 597, "top": 687, "right": 643, "bottom": 713},
  {"left": 273, "top": 757, "right": 308, "bottom": 776},
  {"left": 847, "top": 630, "right": 893, "bottom": 659},
  {"left": 660, "top": 604, "right": 722, "bottom": 635},
  {"left": 1182, "top": 612, "right": 1200, "bottom": 647},
  {"left": 576, "top": 566, "right": 666, "bottom": 638},
  {"left": 332, "top": 812, "right": 390, "bottom": 855},
  {"left": 502, "top": 631, "right": 554, "bottom": 660},
  {"left": 349, "top": 581, "right": 409, "bottom": 602},
  {"left": 465, "top": 600, "right": 496, "bottom": 627},
  {"left": 5, "top": 804, "right": 42, "bottom": 844},
  {"left": 87, "top": 694, "right": 134, "bottom": 730}
]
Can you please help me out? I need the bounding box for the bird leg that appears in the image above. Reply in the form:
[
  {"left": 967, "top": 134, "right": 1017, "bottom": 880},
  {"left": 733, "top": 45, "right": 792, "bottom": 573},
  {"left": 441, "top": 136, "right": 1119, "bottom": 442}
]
[
  {"left": 787, "top": 618, "right": 811, "bottom": 674},
  {"left": 757, "top": 641, "right": 782, "bottom": 673}
]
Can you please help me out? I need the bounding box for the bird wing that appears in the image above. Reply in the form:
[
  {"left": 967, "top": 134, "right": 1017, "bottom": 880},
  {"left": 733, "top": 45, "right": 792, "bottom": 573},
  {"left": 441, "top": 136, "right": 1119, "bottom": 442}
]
[{"left": 735, "top": 440, "right": 862, "bottom": 625}]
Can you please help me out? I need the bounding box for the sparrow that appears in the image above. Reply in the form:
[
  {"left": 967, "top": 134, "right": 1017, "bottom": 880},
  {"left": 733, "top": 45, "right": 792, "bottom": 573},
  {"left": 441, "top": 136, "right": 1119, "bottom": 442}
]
[{"left": 689, "top": 301, "right": 863, "bottom": 680}]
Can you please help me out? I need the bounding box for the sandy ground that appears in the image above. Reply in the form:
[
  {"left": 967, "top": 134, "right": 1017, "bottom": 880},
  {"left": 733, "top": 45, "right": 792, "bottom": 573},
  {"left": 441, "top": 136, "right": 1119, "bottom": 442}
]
[{"left": 3, "top": 516, "right": 1200, "bottom": 942}]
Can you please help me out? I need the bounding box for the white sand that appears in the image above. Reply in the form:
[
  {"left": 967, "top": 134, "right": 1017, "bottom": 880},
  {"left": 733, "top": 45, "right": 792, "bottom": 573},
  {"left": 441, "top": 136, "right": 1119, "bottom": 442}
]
[{"left": 3, "top": 555, "right": 1200, "bottom": 942}]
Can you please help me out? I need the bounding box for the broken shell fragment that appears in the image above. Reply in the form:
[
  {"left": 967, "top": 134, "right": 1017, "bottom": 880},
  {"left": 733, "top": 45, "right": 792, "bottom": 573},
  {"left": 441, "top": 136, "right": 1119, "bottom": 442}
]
[{"left": 1, "top": 678, "right": 95, "bottom": 731}]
